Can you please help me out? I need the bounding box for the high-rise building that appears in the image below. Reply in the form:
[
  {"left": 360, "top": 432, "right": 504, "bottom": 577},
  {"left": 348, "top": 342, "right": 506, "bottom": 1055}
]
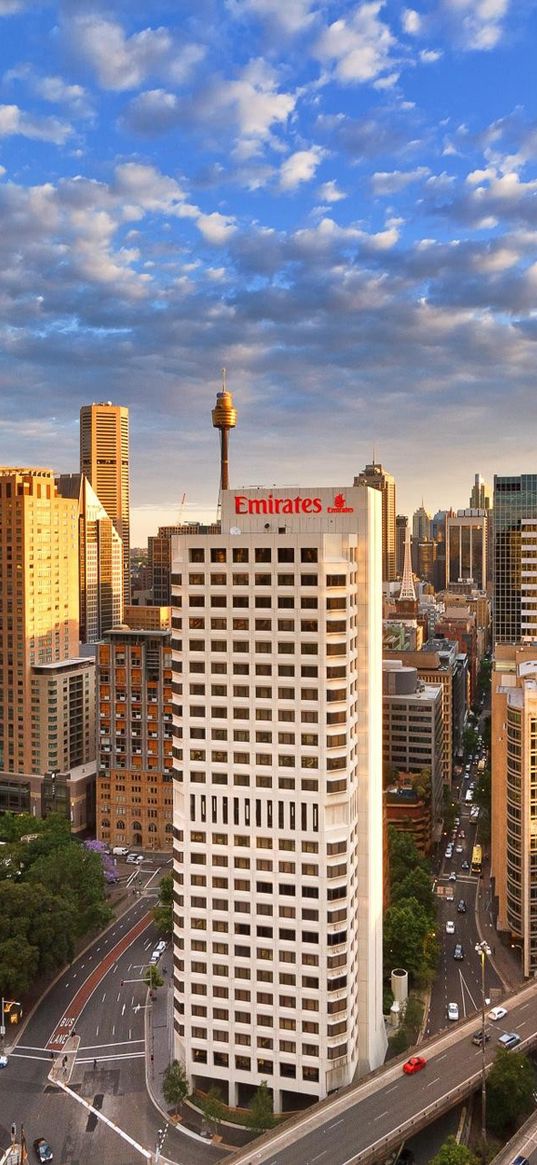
[
  {"left": 491, "top": 644, "right": 537, "bottom": 976},
  {"left": 493, "top": 475, "right": 537, "bottom": 644},
  {"left": 395, "top": 515, "right": 408, "bottom": 578},
  {"left": 445, "top": 510, "right": 488, "bottom": 592},
  {"left": 0, "top": 468, "right": 79, "bottom": 774},
  {"left": 149, "top": 524, "right": 220, "bottom": 607},
  {"left": 354, "top": 462, "right": 396, "bottom": 582},
  {"left": 80, "top": 402, "right": 130, "bottom": 607},
  {"left": 57, "top": 474, "right": 123, "bottom": 644},
  {"left": 412, "top": 505, "right": 431, "bottom": 544},
  {"left": 470, "top": 473, "right": 491, "bottom": 511},
  {"left": 382, "top": 661, "right": 444, "bottom": 830},
  {"left": 96, "top": 622, "right": 174, "bottom": 851},
  {"left": 171, "top": 485, "right": 387, "bottom": 1109}
]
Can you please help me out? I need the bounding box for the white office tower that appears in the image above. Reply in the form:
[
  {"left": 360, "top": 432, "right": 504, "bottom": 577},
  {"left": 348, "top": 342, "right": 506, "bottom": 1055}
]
[{"left": 171, "top": 485, "right": 387, "bottom": 1112}]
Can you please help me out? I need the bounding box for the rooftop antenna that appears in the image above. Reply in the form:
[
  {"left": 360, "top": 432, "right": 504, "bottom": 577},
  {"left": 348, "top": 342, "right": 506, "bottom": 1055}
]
[{"left": 212, "top": 369, "right": 237, "bottom": 517}]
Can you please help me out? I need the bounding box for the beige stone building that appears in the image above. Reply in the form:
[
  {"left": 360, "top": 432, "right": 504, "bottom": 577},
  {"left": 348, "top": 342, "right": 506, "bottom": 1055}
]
[{"left": 80, "top": 402, "right": 130, "bottom": 606}]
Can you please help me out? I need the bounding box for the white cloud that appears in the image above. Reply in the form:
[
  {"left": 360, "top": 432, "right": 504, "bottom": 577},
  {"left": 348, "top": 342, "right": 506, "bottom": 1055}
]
[
  {"left": 402, "top": 8, "right": 421, "bottom": 34},
  {"left": 420, "top": 48, "right": 442, "bottom": 62},
  {"left": 224, "top": 59, "right": 295, "bottom": 146},
  {"left": 372, "top": 166, "right": 430, "bottom": 195},
  {"left": 315, "top": 2, "right": 397, "bottom": 84},
  {"left": 6, "top": 65, "right": 92, "bottom": 116},
  {"left": 196, "top": 212, "right": 237, "bottom": 244},
  {"left": 280, "top": 147, "right": 325, "bottom": 191},
  {"left": 0, "top": 104, "right": 72, "bottom": 143},
  {"left": 226, "top": 0, "right": 317, "bottom": 35},
  {"left": 440, "top": 0, "right": 510, "bottom": 51},
  {"left": 66, "top": 15, "right": 203, "bottom": 91},
  {"left": 317, "top": 179, "right": 346, "bottom": 203}
]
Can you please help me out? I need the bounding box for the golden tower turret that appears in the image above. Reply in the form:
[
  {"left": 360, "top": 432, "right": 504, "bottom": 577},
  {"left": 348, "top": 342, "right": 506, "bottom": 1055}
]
[{"left": 212, "top": 370, "right": 237, "bottom": 494}]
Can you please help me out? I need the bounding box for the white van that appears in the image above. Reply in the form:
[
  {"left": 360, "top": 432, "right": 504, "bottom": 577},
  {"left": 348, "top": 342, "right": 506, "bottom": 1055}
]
[{"left": 112, "top": 845, "right": 129, "bottom": 856}]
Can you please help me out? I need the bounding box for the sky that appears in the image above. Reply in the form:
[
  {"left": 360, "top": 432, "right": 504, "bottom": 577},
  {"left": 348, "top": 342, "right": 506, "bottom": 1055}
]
[{"left": 1, "top": 1, "right": 537, "bottom": 544}]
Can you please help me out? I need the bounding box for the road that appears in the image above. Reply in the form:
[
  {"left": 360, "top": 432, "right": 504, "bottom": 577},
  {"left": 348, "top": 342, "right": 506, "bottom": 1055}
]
[
  {"left": 226, "top": 981, "right": 537, "bottom": 1165},
  {"left": 0, "top": 862, "right": 224, "bottom": 1165}
]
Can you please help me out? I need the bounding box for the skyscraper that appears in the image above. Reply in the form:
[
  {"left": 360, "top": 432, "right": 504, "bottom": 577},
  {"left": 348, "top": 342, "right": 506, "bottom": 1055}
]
[
  {"left": 445, "top": 510, "right": 488, "bottom": 592},
  {"left": 80, "top": 402, "right": 130, "bottom": 607},
  {"left": 57, "top": 474, "right": 123, "bottom": 644},
  {"left": 171, "top": 484, "right": 387, "bottom": 1110},
  {"left": 469, "top": 473, "right": 491, "bottom": 511},
  {"left": 354, "top": 462, "right": 396, "bottom": 582},
  {"left": 493, "top": 474, "right": 537, "bottom": 644},
  {"left": 0, "top": 467, "right": 79, "bottom": 773}
]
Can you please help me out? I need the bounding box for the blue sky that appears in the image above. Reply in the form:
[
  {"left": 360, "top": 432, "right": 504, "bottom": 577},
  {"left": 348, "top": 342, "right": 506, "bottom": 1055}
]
[{"left": 1, "top": 0, "right": 537, "bottom": 542}]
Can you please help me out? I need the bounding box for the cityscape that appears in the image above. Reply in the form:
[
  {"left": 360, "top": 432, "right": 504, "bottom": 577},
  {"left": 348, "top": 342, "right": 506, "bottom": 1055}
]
[{"left": 3, "top": 3, "right": 537, "bottom": 1165}]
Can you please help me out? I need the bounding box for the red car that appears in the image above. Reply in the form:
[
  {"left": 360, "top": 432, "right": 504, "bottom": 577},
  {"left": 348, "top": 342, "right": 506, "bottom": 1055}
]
[{"left": 403, "top": 1055, "right": 427, "bottom": 1075}]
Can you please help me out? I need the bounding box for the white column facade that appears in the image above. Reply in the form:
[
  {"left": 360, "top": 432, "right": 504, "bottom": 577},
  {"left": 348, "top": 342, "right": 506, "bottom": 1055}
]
[{"left": 171, "top": 486, "right": 386, "bottom": 1110}]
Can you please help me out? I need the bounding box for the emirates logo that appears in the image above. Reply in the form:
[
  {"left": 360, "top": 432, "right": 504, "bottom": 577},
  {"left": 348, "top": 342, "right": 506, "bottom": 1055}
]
[{"left": 328, "top": 493, "right": 354, "bottom": 514}]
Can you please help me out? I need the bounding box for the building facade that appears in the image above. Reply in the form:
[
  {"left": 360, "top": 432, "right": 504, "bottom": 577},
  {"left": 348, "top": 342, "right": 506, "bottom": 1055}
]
[
  {"left": 382, "top": 662, "right": 443, "bottom": 831},
  {"left": 58, "top": 473, "right": 123, "bottom": 644},
  {"left": 149, "top": 524, "right": 220, "bottom": 607},
  {"left": 493, "top": 474, "right": 537, "bottom": 644},
  {"left": 446, "top": 510, "right": 488, "bottom": 593},
  {"left": 31, "top": 658, "right": 95, "bottom": 775},
  {"left": 171, "top": 485, "right": 387, "bottom": 1110},
  {"left": 80, "top": 402, "right": 130, "bottom": 607},
  {"left": 96, "top": 627, "right": 174, "bottom": 851},
  {"left": 354, "top": 462, "right": 396, "bottom": 582},
  {"left": 491, "top": 644, "right": 537, "bottom": 977},
  {"left": 0, "top": 467, "right": 79, "bottom": 774}
]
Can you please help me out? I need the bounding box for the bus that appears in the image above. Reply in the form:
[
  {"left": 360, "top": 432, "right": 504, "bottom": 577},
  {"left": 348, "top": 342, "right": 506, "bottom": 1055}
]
[{"left": 471, "top": 844, "right": 482, "bottom": 875}]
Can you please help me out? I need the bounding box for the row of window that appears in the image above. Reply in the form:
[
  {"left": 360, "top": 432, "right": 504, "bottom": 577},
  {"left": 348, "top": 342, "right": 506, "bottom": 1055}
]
[{"left": 187, "top": 547, "right": 320, "bottom": 564}]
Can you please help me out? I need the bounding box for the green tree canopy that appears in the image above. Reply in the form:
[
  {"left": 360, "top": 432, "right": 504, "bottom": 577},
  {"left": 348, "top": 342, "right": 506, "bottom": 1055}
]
[
  {"left": 246, "top": 1081, "right": 276, "bottom": 1131},
  {"left": 429, "top": 1136, "right": 478, "bottom": 1165},
  {"left": 487, "top": 1048, "right": 537, "bottom": 1136},
  {"left": 392, "top": 867, "right": 435, "bottom": 918},
  {"left": 153, "top": 872, "right": 173, "bottom": 936},
  {"left": 0, "top": 881, "right": 76, "bottom": 990},
  {"left": 383, "top": 897, "right": 437, "bottom": 980},
  {"left": 388, "top": 828, "right": 429, "bottom": 892},
  {"left": 25, "top": 840, "right": 111, "bottom": 937},
  {"left": 201, "top": 1087, "right": 226, "bottom": 1133},
  {"left": 162, "top": 1059, "right": 189, "bottom": 1115}
]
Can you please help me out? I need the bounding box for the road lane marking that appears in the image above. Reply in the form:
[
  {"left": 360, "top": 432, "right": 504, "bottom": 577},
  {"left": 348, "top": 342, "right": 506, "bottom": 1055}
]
[
  {"left": 121, "top": 1004, "right": 126, "bottom": 1016},
  {"left": 373, "top": 1111, "right": 389, "bottom": 1120},
  {"left": 312, "top": 1154, "right": 327, "bottom": 1161},
  {"left": 327, "top": 1119, "right": 344, "bottom": 1128},
  {"left": 79, "top": 1039, "right": 145, "bottom": 1049},
  {"left": 436, "top": 1054, "right": 447, "bottom": 1062},
  {"left": 96, "top": 1026, "right": 99, "bottom": 1037},
  {"left": 77, "top": 1052, "right": 145, "bottom": 1063},
  {"left": 101, "top": 993, "right": 106, "bottom": 1002},
  {"left": 426, "top": 1077, "right": 441, "bottom": 1087}
]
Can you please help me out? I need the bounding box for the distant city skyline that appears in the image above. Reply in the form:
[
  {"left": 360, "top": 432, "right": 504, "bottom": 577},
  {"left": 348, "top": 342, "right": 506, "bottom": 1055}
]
[{"left": 2, "top": 3, "right": 537, "bottom": 544}]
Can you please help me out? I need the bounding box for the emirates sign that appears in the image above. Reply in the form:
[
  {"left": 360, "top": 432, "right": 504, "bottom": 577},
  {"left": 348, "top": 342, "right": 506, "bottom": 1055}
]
[{"left": 234, "top": 492, "right": 354, "bottom": 515}]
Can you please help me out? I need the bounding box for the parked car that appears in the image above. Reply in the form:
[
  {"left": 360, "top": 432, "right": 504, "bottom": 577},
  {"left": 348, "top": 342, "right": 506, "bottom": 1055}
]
[
  {"left": 112, "top": 846, "right": 129, "bottom": 857},
  {"left": 126, "top": 853, "right": 138, "bottom": 864},
  {"left": 403, "top": 1055, "right": 427, "bottom": 1075}
]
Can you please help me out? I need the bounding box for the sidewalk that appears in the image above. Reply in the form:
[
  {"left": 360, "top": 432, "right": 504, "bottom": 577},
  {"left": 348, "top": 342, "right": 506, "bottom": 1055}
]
[
  {"left": 145, "top": 975, "right": 253, "bottom": 1149},
  {"left": 475, "top": 854, "right": 525, "bottom": 994}
]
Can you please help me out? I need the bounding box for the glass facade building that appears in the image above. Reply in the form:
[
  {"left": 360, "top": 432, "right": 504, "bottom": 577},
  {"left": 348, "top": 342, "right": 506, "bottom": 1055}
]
[{"left": 494, "top": 475, "right": 537, "bottom": 644}]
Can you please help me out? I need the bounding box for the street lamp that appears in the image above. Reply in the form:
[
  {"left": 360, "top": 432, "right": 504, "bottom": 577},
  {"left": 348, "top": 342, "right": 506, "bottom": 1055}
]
[{"left": 475, "top": 940, "right": 491, "bottom": 1142}]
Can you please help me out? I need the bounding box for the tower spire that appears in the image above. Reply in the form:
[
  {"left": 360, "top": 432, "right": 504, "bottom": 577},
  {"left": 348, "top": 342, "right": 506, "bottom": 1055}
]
[
  {"left": 212, "top": 374, "right": 237, "bottom": 515},
  {"left": 399, "top": 524, "right": 416, "bottom": 602}
]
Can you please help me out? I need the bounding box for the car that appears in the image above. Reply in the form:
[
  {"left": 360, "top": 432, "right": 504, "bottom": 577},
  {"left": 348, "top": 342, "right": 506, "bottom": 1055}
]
[
  {"left": 446, "top": 889, "right": 454, "bottom": 901},
  {"left": 456, "top": 844, "right": 463, "bottom": 853},
  {"left": 498, "top": 1032, "right": 521, "bottom": 1049},
  {"left": 155, "top": 940, "right": 167, "bottom": 954},
  {"left": 445, "top": 845, "right": 453, "bottom": 858},
  {"left": 457, "top": 899, "right": 467, "bottom": 913},
  {"left": 472, "top": 1028, "right": 491, "bottom": 1046},
  {"left": 126, "top": 853, "right": 138, "bottom": 863},
  {"left": 449, "top": 871, "right": 457, "bottom": 882},
  {"left": 510, "top": 1157, "right": 529, "bottom": 1165},
  {"left": 0, "top": 1055, "right": 7, "bottom": 1068},
  {"left": 488, "top": 1006, "right": 508, "bottom": 1021},
  {"left": 462, "top": 860, "right": 470, "bottom": 871},
  {"left": 454, "top": 817, "right": 460, "bottom": 826},
  {"left": 135, "top": 854, "right": 145, "bottom": 864},
  {"left": 453, "top": 943, "right": 464, "bottom": 960},
  {"left": 446, "top": 920, "right": 455, "bottom": 934},
  {"left": 448, "top": 1002, "right": 459, "bottom": 1021},
  {"left": 459, "top": 830, "right": 465, "bottom": 838},
  {"left": 403, "top": 1055, "right": 427, "bottom": 1075},
  {"left": 33, "top": 1140, "right": 53, "bottom": 1163},
  {"left": 112, "top": 845, "right": 129, "bottom": 857}
]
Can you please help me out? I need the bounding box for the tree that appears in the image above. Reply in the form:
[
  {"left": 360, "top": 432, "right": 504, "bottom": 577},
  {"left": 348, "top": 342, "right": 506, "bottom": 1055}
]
[
  {"left": 383, "top": 897, "right": 437, "bottom": 980},
  {"left": 26, "top": 841, "right": 112, "bottom": 937},
  {"left": 463, "top": 726, "right": 479, "bottom": 756},
  {"left": 487, "top": 1048, "right": 537, "bottom": 1136},
  {"left": 162, "top": 1059, "right": 189, "bottom": 1116},
  {"left": 246, "top": 1081, "right": 276, "bottom": 1131},
  {"left": 201, "top": 1087, "right": 226, "bottom": 1135},
  {"left": 153, "top": 872, "right": 173, "bottom": 936},
  {"left": 392, "top": 867, "right": 435, "bottom": 919},
  {"left": 429, "top": 1136, "right": 478, "bottom": 1165},
  {"left": 388, "top": 828, "right": 429, "bottom": 893},
  {"left": 144, "top": 964, "right": 164, "bottom": 991},
  {"left": 0, "top": 936, "right": 39, "bottom": 997}
]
